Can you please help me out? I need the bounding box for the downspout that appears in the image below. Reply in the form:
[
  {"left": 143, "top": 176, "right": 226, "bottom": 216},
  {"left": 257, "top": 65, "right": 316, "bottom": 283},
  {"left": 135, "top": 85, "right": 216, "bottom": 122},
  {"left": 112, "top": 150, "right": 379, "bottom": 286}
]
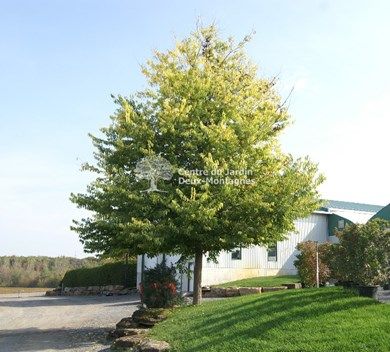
[
  {"left": 141, "top": 254, "right": 145, "bottom": 286},
  {"left": 124, "top": 252, "right": 128, "bottom": 287},
  {"left": 187, "top": 262, "right": 191, "bottom": 292}
]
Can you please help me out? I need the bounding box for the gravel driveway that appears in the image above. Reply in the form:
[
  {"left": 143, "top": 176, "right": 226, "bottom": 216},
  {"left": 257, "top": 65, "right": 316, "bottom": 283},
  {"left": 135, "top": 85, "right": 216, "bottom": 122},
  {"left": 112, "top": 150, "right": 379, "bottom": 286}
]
[{"left": 0, "top": 292, "right": 140, "bottom": 352}]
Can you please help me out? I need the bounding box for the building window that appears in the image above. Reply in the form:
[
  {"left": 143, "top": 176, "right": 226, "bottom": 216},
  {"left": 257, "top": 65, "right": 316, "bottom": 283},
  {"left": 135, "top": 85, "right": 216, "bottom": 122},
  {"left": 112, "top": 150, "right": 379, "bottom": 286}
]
[
  {"left": 338, "top": 219, "right": 345, "bottom": 229},
  {"left": 267, "top": 244, "right": 277, "bottom": 262},
  {"left": 231, "top": 248, "right": 242, "bottom": 260}
]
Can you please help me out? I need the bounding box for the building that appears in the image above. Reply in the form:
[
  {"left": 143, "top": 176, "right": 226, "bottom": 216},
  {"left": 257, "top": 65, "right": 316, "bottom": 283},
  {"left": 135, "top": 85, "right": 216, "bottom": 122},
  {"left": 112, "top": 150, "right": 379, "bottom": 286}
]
[{"left": 136, "top": 200, "right": 387, "bottom": 291}]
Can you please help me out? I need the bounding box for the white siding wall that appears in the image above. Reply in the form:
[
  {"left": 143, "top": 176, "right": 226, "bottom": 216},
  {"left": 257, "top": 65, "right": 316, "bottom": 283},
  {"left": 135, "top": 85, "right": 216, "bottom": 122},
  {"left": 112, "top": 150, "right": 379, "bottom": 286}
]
[
  {"left": 201, "top": 213, "right": 329, "bottom": 286},
  {"left": 137, "top": 213, "right": 329, "bottom": 290}
]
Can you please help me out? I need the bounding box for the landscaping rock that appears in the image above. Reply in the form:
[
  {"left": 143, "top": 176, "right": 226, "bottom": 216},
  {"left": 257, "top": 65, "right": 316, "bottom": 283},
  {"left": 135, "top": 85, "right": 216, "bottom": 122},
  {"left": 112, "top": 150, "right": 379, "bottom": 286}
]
[
  {"left": 111, "top": 335, "right": 145, "bottom": 349},
  {"left": 210, "top": 287, "right": 227, "bottom": 297},
  {"left": 132, "top": 309, "right": 169, "bottom": 327},
  {"left": 225, "top": 287, "right": 240, "bottom": 297},
  {"left": 122, "top": 328, "right": 148, "bottom": 336},
  {"left": 45, "top": 289, "right": 61, "bottom": 296},
  {"left": 89, "top": 285, "right": 101, "bottom": 293},
  {"left": 55, "top": 284, "right": 133, "bottom": 296},
  {"left": 262, "top": 286, "right": 288, "bottom": 292},
  {"left": 119, "top": 288, "right": 130, "bottom": 295},
  {"left": 282, "top": 283, "right": 302, "bottom": 289},
  {"left": 108, "top": 328, "right": 148, "bottom": 339},
  {"left": 137, "top": 317, "right": 162, "bottom": 327},
  {"left": 111, "top": 310, "right": 170, "bottom": 350},
  {"left": 107, "top": 329, "right": 117, "bottom": 339},
  {"left": 111, "top": 335, "right": 170, "bottom": 351},
  {"left": 183, "top": 296, "right": 193, "bottom": 305},
  {"left": 202, "top": 286, "right": 211, "bottom": 292},
  {"left": 138, "top": 339, "right": 171, "bottom": 352},
  {"left": 116, "top": 317, "right": 141, "bottom": 329},
  {"left": 238, "top": 287, "right": 262, "bottom": 295}
]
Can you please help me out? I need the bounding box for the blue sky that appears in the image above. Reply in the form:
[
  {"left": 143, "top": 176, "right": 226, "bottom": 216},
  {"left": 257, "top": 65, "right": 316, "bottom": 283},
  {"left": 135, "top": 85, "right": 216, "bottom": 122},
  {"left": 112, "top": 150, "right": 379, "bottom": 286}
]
[{"left": 0, "top": 1, "right": 389, "bottom": 257}]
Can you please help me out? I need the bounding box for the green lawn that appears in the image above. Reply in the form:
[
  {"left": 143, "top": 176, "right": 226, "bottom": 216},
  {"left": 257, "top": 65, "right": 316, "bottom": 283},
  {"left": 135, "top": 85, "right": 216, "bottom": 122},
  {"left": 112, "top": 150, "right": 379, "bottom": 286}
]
[
  {"left": 150, "top": 287, "right": 390, "bottom": 352},
  {"left": 217, "top": 275, "right": 300, "bottom": 288}
]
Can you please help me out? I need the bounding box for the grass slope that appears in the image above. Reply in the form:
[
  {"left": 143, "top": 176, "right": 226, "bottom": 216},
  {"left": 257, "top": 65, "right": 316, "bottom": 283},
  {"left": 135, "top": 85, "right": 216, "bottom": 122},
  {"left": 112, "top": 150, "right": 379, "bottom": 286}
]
[
  {"left": 150, "top": 287, "right": 390, "bottom": 352},
  {"left": 217, "top": 275, "right": 299, "bottom": 288}
]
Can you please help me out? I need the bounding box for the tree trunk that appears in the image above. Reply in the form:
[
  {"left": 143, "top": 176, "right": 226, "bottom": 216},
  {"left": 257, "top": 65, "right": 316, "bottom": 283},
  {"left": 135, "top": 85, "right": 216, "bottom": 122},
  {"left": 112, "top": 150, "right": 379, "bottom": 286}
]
[
  {"left": 149, "top": 176, "right": 158, "bottom": 192},
  {"left": 193, "top": 250, "right": 203, "bottom": 305}
]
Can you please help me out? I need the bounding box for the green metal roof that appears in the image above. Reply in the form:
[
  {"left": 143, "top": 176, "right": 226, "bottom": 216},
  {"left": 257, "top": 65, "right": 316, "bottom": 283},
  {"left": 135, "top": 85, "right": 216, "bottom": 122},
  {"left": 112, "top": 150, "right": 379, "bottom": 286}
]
[
  {"left": 320, "top": 200, "right": 384, "bottom": 213},
  {"left": 370, "top": 203, "right": 390, "bottom": 221}
]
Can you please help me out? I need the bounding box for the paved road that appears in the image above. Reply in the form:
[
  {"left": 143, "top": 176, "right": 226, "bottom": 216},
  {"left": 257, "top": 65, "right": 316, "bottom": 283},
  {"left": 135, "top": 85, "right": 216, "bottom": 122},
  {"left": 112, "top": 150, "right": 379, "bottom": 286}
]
[{"left": 0, "top": 292, "right": 140, "bottom": 352}]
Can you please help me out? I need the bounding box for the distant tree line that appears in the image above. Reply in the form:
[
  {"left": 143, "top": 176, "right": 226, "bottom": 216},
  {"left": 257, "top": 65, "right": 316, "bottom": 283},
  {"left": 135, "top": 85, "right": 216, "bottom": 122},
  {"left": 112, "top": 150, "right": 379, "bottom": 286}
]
[{"left": 0, "top": 256, "right": 99, "bottom": 287}]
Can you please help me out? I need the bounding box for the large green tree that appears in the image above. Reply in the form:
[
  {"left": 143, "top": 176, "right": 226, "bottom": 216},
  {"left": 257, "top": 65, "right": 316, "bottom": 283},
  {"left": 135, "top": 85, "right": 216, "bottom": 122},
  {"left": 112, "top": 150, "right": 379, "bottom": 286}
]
[{"left": 71, "top": 25, "right": 324, "bottom": 304}]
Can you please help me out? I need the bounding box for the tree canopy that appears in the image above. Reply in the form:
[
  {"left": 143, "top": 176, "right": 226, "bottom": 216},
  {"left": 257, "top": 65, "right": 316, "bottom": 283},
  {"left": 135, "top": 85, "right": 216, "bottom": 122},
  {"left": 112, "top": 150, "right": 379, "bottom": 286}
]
[{"left": 71, "top": 25, "right": 324, "bottom": 303}]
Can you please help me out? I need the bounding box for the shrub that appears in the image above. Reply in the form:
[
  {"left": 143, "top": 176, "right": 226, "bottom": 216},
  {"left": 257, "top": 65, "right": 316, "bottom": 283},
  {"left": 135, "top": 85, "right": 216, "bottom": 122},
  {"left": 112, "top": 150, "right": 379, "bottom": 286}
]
[
  {"left": 332, "top": 219, "right": 390, "bottom": 286},
  {"left": 140, "top": 261, "right": 181, "bottom": 308},
  {"left": 319, "top": 243, "right": 342, "bottom": 283},
  {"left": 294, "top": 241, "right": 332, "bottom": 287},
  {"left": 62, "top": 261, "right": 136, "bottom": 287}
]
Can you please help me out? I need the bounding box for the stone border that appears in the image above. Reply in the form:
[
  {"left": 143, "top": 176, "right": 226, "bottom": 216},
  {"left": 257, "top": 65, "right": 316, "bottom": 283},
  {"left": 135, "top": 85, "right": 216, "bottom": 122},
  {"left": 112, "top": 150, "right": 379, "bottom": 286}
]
[
  {"left": 45, "top": 285, "right": 137, "bottom": 296},
  {"left": 109, "top": 308, "right": 171, "bottom": 351},
  {"left": 204, "top": 282, "right": 302, "bottom": 298}
]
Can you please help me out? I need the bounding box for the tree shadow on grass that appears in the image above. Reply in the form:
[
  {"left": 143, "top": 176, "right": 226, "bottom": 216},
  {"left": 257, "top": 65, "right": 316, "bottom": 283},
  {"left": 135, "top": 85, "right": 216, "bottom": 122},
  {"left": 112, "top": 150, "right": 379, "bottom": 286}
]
[
  {"left": 156, "top": 288, "right": 381, "bottom": 352},
  {"left": 0, "top": 327, "right": 111, "bottom": 352}
]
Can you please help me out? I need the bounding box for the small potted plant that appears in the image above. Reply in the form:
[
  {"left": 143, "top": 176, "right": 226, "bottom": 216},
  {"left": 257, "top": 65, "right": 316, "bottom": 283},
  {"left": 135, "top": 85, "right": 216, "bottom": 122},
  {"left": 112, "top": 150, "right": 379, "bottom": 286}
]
[
  {"left": 355, "top": 264, "right": 388, "bottom": 298},
  {"left": 355, "top": 272, "right": 381, "bottom": 298}
]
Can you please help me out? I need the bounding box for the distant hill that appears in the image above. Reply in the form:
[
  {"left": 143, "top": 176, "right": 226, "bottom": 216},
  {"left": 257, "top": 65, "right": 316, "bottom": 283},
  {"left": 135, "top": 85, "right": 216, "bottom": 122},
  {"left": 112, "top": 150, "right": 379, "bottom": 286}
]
[{"left": 0, "top": 256, "right": 99, "bottom": 288}]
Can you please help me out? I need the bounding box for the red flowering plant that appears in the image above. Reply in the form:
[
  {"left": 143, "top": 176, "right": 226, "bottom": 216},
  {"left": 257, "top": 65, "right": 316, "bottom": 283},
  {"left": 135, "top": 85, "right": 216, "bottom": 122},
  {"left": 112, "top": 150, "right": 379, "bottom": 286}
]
[{"left": 140, "top": 260, "right": 181, "bottom": 308}]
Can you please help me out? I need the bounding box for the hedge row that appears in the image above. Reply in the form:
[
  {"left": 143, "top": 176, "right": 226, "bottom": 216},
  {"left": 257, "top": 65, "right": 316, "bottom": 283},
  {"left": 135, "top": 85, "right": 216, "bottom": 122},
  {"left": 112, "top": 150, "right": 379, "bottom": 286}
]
[{"left": 61, "top": 261, "right": 137, "bottom": 288}]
